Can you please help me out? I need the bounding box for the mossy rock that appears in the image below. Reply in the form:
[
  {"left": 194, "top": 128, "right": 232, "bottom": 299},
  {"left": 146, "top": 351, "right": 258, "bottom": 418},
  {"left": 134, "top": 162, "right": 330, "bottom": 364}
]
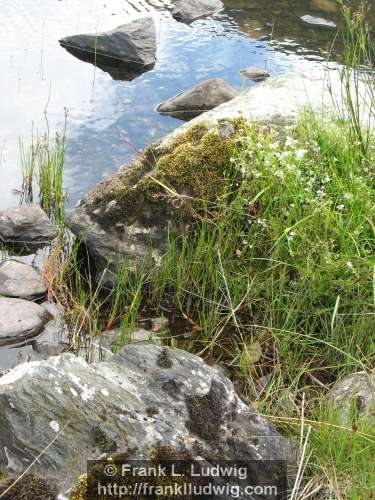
[
  {"left": 89, "top": 121, "right": 242, "bottom": 227},
  {"left": 69, "top": 119, "right": 245, "bottom": 285}
]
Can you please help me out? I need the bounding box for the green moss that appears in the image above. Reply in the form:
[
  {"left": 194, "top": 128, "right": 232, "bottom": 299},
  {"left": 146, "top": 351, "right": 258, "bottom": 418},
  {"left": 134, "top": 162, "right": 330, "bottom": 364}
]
[
  {"left": 91, "top": 425, "right": 117, "bottom": 453},
  {"left": 70, "top": 474, "right": 87, "bottom": 500},
  {"left": 185, "top": 380, "right": 225, "bottom": 443},
  {"left": 157, "top": 347, "right": 173, "bottom": 368},
  {"left": 157, "top": 124, "right": 238, "bottom": 202},
  {"left": 0, "top": 474, "right": 57, "bottom": 500},
  {"left": 89, "top": 121, "right": 243, "bottom": 229}
]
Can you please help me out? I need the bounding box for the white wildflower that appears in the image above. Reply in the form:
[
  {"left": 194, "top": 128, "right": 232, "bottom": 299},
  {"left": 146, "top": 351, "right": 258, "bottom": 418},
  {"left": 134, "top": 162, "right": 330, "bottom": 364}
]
[{"left": 295, "top": 149, "right": 307, "bottom": 160}]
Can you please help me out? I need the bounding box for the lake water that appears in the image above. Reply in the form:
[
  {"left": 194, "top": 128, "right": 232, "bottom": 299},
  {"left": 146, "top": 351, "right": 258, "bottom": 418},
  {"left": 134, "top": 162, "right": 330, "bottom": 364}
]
[
  {"left": 0, "top": 0, "right": 358, "bottom": 212},
  {"left": 0, "top": 0, "right": 369, "bottom": 370}
]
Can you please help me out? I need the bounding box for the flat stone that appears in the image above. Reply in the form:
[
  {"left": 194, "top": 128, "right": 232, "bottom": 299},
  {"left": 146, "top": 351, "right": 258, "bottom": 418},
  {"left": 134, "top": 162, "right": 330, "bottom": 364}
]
[
  {"left": 59, "top": 18, "right": 156, "bottom": 81},
  {"left": 330, "top": 372, "right": 375, "bottom": 425},
  {"left": 0, "top": 344, "right": 295, "bottom": 495},
  {"left": 300, "top": 15, "right": 337, "bottom": 29},
  {"left": 0, "top": 297, "right": 51, "bottom": 347},
  {"left": 240, "top": 66, "right": 270, "bottom": 81},
  {"left": 0, "top": 260, "right": 47, "bottom": 300},
  {"left": 0, "top": 205, "right": 57, "bottom": 252},
  {"left": 156, "top": 78, "right": 239, "bottom": 120},
  {"left": 172, "top": 0, "right": 224, "bottom": 23}
]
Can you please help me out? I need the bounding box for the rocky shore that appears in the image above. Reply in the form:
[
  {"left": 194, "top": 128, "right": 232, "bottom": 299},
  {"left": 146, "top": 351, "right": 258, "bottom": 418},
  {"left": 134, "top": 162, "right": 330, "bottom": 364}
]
[{"left": 1, "top": 3, "right": 374, "bottom": 497}]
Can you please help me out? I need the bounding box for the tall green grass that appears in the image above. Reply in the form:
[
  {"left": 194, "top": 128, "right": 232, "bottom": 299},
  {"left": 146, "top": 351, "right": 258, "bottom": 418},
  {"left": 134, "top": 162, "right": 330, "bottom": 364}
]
[{"left": 19, "top": 116, "right": 67, "bottom": 224}]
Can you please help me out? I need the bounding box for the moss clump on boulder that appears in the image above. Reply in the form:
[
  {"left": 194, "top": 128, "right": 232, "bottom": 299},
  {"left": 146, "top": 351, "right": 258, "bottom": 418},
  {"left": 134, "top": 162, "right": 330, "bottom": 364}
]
[
  {"left": 88, "top": 120, "right": 243, "bottom": 228},
  {"left": 0, "top": 474, "right": 57, "bottom": 500}
]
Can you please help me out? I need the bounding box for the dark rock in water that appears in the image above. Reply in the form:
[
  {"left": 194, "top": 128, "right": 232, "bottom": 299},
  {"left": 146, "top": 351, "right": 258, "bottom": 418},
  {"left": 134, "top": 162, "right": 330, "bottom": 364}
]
[
  {"left": 0, "top": 297, "right": 51, "bottom": 347},
  {"left": 0, "top": 344, "right": 294, "bottom": 496},
  {"left": 330, "top": 372, "right": 375, "bottom": 425},
  {"left": 0, "top": 205, "right": 57, "bottom": 253},
  {"left": 300, "top": 15, "right": 337, "bottom": 29},
  {"left": 156, "top": 78, "right": 239, "bottom": 120},
  {"left": 59, "top": 17, "right": 156, "bottom": 81},
  {"left": 240, "top": 66, "right": 270, "bottom": 82},
  {"left": 172, "top": 0, "right": 224, "bottom": 23},
  {"left": 0, "top": 260, "right": 47, "bottom": 300}
]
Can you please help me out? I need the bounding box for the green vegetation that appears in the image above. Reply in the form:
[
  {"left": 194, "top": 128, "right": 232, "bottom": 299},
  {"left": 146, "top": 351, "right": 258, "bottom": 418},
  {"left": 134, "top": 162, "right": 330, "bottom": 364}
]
[
  {"left": 20, "top": 2, "right": 375, "bottom": 497},
  {"left": 19, "top": 113, "right": 67, "bottom": 224},
  {"left": 49, "top": 112, "right": 374, "bottom": 498}
]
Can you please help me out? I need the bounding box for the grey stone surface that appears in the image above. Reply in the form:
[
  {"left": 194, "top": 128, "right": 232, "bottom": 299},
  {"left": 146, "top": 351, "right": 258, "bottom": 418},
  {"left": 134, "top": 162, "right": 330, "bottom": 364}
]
[
  {"left": 330, "top": 372, "right": 375, "bottom": 424},
  {"left": 0, "top": 344, "right": 294, "bottom": 496},
  {"left": 300, "top": 15, "right": 337, "bottom": 29},
  {"left": 59, "top": 18, "right": 156, "bottom": 81},
  {"left": 240, "top": 66, "right": 270, "bottom": 81},
  {"left": 172, "top": 0, "right": 224, "bottom": 23},
  {"left": 0, "top": 260, "right": 47, "bottom": 300},
  {"left": 0, "top": 297, "right": 51, "bottom": 347},
  {"left": 156, "top": 78, "right": 239, "bottom": 120},
  {"left": 0, "top": 205, "right": 57, "bottom": 252}
]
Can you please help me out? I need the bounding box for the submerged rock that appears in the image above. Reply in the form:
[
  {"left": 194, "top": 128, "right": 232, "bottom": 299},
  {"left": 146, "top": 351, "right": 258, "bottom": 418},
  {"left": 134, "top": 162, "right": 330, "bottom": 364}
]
[
  {"left": 240, "top": 66, "right": 270, "bottom": 81},
  {"left": 59, "top": 18, "right": 156, "bottom": 81},
  {"left": 172, "top": 0, "right": 224, "bottom": 23},
  {"left": 0, "top": 205, "right": 57, "bottom": 253},
  {"left": 0, "top": 344, "right": 294, "bottom": 496},
  {"left": 300, "top": 15, "right": 337, "bottom": 29},
  {"left": 0, "top": 297, "right": 51, "bottom": 347},
  {"left": 0, "top": 260, "right": 47, "bottom": 300},
  {"left": 330, "top": 372, "right": 375, "bottom": 425},
  {"left": 156, "top": 78, "right": 239, "bottom": 120}
]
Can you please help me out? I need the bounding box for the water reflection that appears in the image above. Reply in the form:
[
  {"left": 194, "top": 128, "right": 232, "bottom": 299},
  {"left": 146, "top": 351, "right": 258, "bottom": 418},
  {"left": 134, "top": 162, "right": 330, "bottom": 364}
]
[{"left": 0, "top": 0, "right": 371, "bottom": 214}]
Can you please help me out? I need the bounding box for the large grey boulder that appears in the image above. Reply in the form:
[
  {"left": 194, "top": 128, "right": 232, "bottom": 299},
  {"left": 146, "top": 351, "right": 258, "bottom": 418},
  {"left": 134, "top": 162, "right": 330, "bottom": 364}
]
[
  {"left": 156, "top": 78, "right": 239, "bottom": 120},
  {"left": 0, "top": 297, "right": 51, "bottom": 347},
  {"left": 0, "top": 344, "right": 294, "bottom": 496},
  {"left": 0, "top": 205, "right": 57, "bottom": 252},
  {"left": 172, "top": 0, "right": 224, "bottom": 23},
  {"left": 0, "top": 260, "right": 47, "bottom": 300},
  {"left": 59, "top": 18, "right": 156, "bottom": 81},
  {"left": 330, "top": 372, "right": 375, "bottom": 425}
]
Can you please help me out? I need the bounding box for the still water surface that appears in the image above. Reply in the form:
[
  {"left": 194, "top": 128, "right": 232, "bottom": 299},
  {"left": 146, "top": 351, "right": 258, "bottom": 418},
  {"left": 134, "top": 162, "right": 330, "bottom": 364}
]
[{"left": 0, "top": 0, "right": 356, "bottom": 211}]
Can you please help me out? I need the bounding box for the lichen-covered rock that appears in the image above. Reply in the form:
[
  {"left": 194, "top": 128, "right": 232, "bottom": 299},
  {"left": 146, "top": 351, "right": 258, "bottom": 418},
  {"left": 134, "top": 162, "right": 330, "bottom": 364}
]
[
  {"left": 0, "top": 260, "right": 47, "bottom": 300},
  {"left": 59, "top": 18, "right": 156, "bottom": 81},
  {"left": 172, "top": 0, "right": 224, "bottom": 23},
  {"left": 0, "top": 344, "right": 294, "bottom": 497},
  {"left": 0, "top": 205, "right": 57, "bottom": 252},
  {"left": 0, "top": 297, "right": 51, "bottom": 347},
  {"left": 69, "top": 121, "right": 242, "bottom": 286},
  {"left": 330, "top": 372, "right": 375, "bottom": 425},
  {"left": 156, "top": 79, "right": 239, "bottom": 120}
]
